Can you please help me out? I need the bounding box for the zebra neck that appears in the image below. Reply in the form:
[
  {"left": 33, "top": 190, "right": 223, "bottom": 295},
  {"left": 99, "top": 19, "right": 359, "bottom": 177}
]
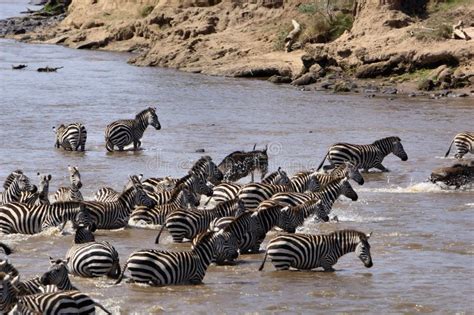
[
  {"left": 332, "top": 233, "right": 358, "bottom": 257},
  {"left": 4, "top": 180, "right": 21, "bottom": 201},
  {"left": 56, "top": 276, "right": 76, "bottom": 291},
  {"left": 302, "top": 202, "right": 318, "bottom": 218},
  {"left": 134, "top": 113, "right": 149, "bottom": 134},
  {"left": 373, "top": 140, "right": 393, "bottom": 157},
  {"left": 118, "top": 187, "right": 137, "bottom": 210},
  {"left": 193, "top": 244, "right": 214, "bottom": 268},
  {"left": 0, "top": 282, "right": 17, "bottom": 306}
]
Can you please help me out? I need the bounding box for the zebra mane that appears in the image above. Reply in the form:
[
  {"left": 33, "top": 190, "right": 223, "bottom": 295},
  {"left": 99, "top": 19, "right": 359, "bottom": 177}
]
[
  {"left": 192, "top": 231, "right": 215, "bottom": 248},
  {"left": 3, "top": 170, "right": 24, "bottom": 190},
  {"left": 135, "top": 107, "right": 154, "bottom": 119},
  {"left": 328, "top": 229, "right": 368, "bottom": 241},
  {"left": 372, "top": 136, "right": 401, "bottom": 146},
  {"left": 174, "top": 174, "right": 192, "bottom": 187},
  {"left": 223, "top": 211, "right": 253, "bottom": 233}
]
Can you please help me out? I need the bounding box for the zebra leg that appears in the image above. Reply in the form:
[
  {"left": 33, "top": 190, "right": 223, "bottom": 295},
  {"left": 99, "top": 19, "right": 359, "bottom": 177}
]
[{"left": 374, "top": 163, "right": 389, "bottom": 172}]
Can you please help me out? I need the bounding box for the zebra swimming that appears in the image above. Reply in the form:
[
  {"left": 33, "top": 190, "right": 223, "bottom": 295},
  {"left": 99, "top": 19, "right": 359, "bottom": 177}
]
[
  {"left": 259, "top": 229, "right": 373, "bottom": 271},
  {"left": 105, "top": 106, "right": 161, "bottom": 152}
]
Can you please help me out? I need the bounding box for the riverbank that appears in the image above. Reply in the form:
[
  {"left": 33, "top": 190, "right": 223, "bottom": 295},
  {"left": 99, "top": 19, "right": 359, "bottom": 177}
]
[{"left": 2, "top": 0, "right": 474, "bottom": 98}]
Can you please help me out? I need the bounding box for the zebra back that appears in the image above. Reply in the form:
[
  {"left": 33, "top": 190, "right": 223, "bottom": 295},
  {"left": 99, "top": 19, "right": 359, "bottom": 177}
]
[
  {"left": 2, "top": 169, "right": 23, "bottom": 190},
  {"left": 54, "top": 123, "right": 87, "bottom": 151},
  {"left": 445, "top": 132, "right": 474, "bottom": 159}
]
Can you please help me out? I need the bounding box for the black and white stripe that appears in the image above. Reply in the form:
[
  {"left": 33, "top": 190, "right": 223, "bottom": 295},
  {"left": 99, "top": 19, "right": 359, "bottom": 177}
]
[
  {"left": 147, "top": 174, "right": 212, "bottom": 205},
  {"left": 317, "top": 136, "right": 408, "bottom": 172},
  {"left": 315, "top": 162, "right": 364, "bottom": 187},
  {"left": 94, "top": 174, "right": 144, "bottom": 202},
  {"left": 142, "top": 176, "right": 177, "bottom": 193},
  {"left": 53, "top": 165, "right": 83, "bottom": 202},
  {"left": 19, "top": 172, "right": 51, "bottom": 206},
  {"left": 189, "top": 156, "right": 224, "bottom": 185},
  {"left": 445, "top": 132, "right": 473, "bottom": 159},
  {"left": 0, "top": 172, "right": 35, "bottom": 205},
  {"left": 157, "top": 198, "right": 246, "bottom": 243},
  {"left": 105, "top": 107, "right": 161, "bottom": 152},
  {"left": 259, "top": 229, "right": 373, "bottom": 271},
  {"left": 53, "top": 123, "right": 87, "bottom": 151},
  {"left": 115, "top": 231, "right": 230, "bottom": 285}
]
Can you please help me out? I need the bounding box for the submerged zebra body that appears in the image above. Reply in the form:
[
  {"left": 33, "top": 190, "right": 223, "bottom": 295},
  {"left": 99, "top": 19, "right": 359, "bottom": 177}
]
[
  {"left": 116, "top": 231, "right": 231, "bottom": 285},
  {"left": 53, "top": 123, "right": 87, "bottom": 151},
  {"left": 53, "top": 165, "right": 83, "bottom": 202},
  {"left": 445, "top": 132, "right": 473, "bottom": 159},
  {"left": 105, "top": 107, "right": 161, "bottom": 152},
  {"left": 318, "top": 136, "right": 408, "bottom": 172},
  {"left": 259, "top": 229, "right": 373, "bottom": 271}
]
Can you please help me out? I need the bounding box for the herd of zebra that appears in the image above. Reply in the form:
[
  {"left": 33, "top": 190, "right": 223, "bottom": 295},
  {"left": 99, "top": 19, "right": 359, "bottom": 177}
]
[{"left": 1, "top": 111, "right": 473, "bottom": 314}]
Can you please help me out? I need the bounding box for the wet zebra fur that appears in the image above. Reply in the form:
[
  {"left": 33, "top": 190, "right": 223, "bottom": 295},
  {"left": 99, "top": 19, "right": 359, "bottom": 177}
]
[
  {"left": 156, "top": 198, "right": 245, "bottom": 243},
  {"left": 0, "top": 172, "right": 35, "bottom": 205},
  {"left": 19, "top": 173, "right": 51, "bottom": 206},
  {"left": 188, "top": 155, "right": 224, "bottom": 185},
  {"left": 53, "top": 123, "right": 87, "bottom": 151},
  {"left": 3, "top": 169, "right": 24, "bottom": 190},
  {"left": 313, "top": 162, "right": 364, "bottom": 187},
  {"left": 116, "top": 231, "right": 231, "bottom": 285},
  {"left": 445, "top": 132, "right": 473, "bottom": 159},
  {"left": 53, "top": 165, "right": 83, "bottom": 202},
  {"left": 238, "top": 172, "right": 320, "bottom": 210},
  {"left": 259, "top": 230, "right": 373, "bottom": 271},
  {"left": 317, "top": 136, "right": 408, "bottom": 172},
  {"left": 105, "top": 106, "right": 161, "bottom": 152},
  {"left": 142, "top": 176, "right": 177, "bottom": 193},
  {"left": 94, "top": 174, "right": 144, "bottom": 202}
]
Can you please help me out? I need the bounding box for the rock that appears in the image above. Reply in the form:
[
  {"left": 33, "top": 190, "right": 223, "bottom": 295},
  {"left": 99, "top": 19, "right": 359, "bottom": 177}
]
[
  {"left": 195, "top": 149, "right": 205, "bottom": 153},
  {"left": 428, "top": 65, "right": 448, "bottom": 81},
  {"left": 261, "top": 0, "right": 283, "bottom": 8},
  {"left": 418, "top": 79, "right": 435, "bottom": 91},
  {"left": 233, "top": 67, "right": 283, "bottom": 78},
  {"left": 291, "top": 73, "right": 317, "bottom": 86},
  {"left": 383, "top": 87, "right": 398, "bottom": 94},
  {"left": 438, "top": 68, "right": 453, "bottom": 83},
  {"left": 320, "top": 80, "right": 334, "bottom": 89},
  {"left": 337, "top": 48, "right": 352, "bottom": 58},
  {"left": 268, "top": 75, "right": 292, "bottom": 84},
  {"left": 81, "top": 21, "right": 104, "bottom": 30},
  {"left": 333, "top": 81, "right": 352, "bottom": 92},
  {"left": 383, "top": 16, "right": 413, "bottom": 29},
  {"left": 413, "top": 51, "right": 459, "bottom": 68}
]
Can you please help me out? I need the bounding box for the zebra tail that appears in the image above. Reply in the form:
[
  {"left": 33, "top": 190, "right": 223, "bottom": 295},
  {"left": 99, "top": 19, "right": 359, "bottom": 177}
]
[
  {"left": 258, "top": 250, "right": 269, "bottom": 271},
  {"left": 444, "top": 139, "right": 455, "bottom": 157},
  {"left": 0, "top": 242, "right": 12, "bottom": 255},
  {"left": 105, "top": 139, "right": 114, "bottom": 152},
  {"left": 114, "top": 261, "right": 129, "bottom": 285},
  {"left": 155, "top": 224, "right": 166, "bottom": 244},
  {"left": 107, "top": 260, "right": 122, "bottom": 280},
  {"left": 317, "top": 152, "right": 329, "bottom": 171},
  {"left": 94, "top": 301, "right": 112, "bottom": 315},
  {"left": 76, "top": 124, "right": 83, "bottom": 151}
]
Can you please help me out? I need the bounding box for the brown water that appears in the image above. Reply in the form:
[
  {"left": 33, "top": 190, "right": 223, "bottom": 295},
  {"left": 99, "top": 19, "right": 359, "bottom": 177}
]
[{"left": 1, "top": 2, "right": 474, "bottom": 314}]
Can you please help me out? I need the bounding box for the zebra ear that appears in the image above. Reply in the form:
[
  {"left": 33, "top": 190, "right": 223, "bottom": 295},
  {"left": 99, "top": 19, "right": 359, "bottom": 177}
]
[
  {"left": 47, "top": 174, "right": 52, "bottom": 181},
  {"left": 37, "top": 172, "right": 40, "bottom": 176},
  {"left": 49, "top": 257, "right": 55, "bottom": 265},
  {"left": 65, "top": 257, "right": 70, "bottom": 265},
  {"left": 366, "top": 232, "right": 372, "bottom": 239},
  {"left": 252, "top": 143, "right": 257, "bottom": 151}
]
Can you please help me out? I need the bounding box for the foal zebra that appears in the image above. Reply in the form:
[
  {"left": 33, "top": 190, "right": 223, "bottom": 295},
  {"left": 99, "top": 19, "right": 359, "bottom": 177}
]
[
  {"left": 105, "top": 106, "right": 161, "bottom": 152},
  {"left": 0, "top": 172, "right": 35, "bottom": 205},
  {"left": 317, "top": 136, "right": 408, "bottom": 172},
  {"left": 116, "top": 231, "right": 232, "bottom": 285},
  {"left": 53, "top": 165, "right": 83, "bottom": 202},
  {"left": 218, "top": 144, "right": 269, "bottom": 182},
  {"left": 259, "top": 229, "right": 373, "bottom": 271},
  {"left": 238, "top": 172, "right": 320, "bottom": 210},
  {"left": 189, "top": 155, "right": 224, "bottom": 185},
  {"left": 445, "top": 132, "right": 473, "bottom": 159},
  {"left": 19, "top": 172, "right": 51, "bottom": 206},
  {"left": 53, "top": 123, "right": 87, "bottom": 151},
  {"left": 156, "top": 198, "right": 246, "bottom": 243}
]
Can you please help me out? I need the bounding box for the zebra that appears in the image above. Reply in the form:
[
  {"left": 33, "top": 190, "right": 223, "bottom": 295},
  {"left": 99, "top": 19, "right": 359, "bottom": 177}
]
[
  {"left": 81, "top": 175, "right": 157, "bottom": 229},
  {"left": 314, "top": 161, "right": 364, "bottom": 187},
  {"left": 142, "top": 176, "right": 178, "bottom": 193},
  {"left": 41, "top": 258, "right": 78, "bottom": 291},
  {"left": 130, "top": 186, "right": 199, "bottom": 225},
  {"left": 53, "top": 165, "right": 83, "bottom": 202},
  {"left": 445, "top": 132, "right": 473, "bottom": 159},
  {"left": 317, "top": 136, "right": 408, "bottom": 172},
  {"left": 105, "top": 106, "right": 161, "bottom": 152},
  {"left": 270, "top": 177, "right": 358, "bottom": 215},
  {"left": 0, "top": 172, "right": 36, "bottom": 205},
  {"left": 0, "top": 272, "right": 18, "bottom": 314},
  {"left": 0, "top": 243, "right": 13, "bottom": 255},
  {"left": 115, "top": 231, "right": 233, "bottom": 285},
  {"left": 53, "top": 123, "right": 87, "bottom": 151},
  {"left": 66, "top": 239, "right": 121, "bottom": 279},
  {"left": 238, "top": 172, "right": 320, "bottom": 210},
  {"left": 156, "top": 198, "right": 246, "bottom": 243},
  {"left": 259, "top": 229, "right": 373, "bottom": 271},
  {"left": 218, "top": 144, "right": 269, "bottom": 182},
  {"left": 3, "top": 169, "right": 24, "bottom": 190},
  {"left": 0, "top": 260, "right": 18, "bottom": 276},
  {"left": 0, "top": 201, "right": 83, "bottom": 234},
  {"left": 19, "top": 172, "right": 52, "bottom": 206},
  {"left": 188, "top": 155, "right": 224, "bottom": 185},
  {"left": 207, "top": 167, "right": 290, "bottom": 205},
  {"left": 73, "top": 223, "right": 96, "bottom": 244},
  {"left": 94, "top": 174, "right": 143, "bottom": 202}
]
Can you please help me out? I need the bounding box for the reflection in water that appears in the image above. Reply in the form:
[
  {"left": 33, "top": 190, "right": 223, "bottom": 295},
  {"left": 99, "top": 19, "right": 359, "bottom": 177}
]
[{"left": 1, "top": 2, "right": 473, "bottom": 313}]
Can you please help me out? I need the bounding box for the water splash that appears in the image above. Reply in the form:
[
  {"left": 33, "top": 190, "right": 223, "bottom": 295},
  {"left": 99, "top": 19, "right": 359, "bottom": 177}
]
[{"left": 358, "top": 181, "right": 472, "bottom": 193}]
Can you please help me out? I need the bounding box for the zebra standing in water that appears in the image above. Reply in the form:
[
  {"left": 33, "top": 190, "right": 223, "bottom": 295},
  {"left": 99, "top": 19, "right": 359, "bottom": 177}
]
[
  {"left": 188, "top": 155, "right": 224, "bottom": 185},
  {"left": 0, "top": 172, "right": 36, "bottom": 205},
  {"left": 259, "top": 229, "right": 373, "bottom": 271},
  {"left": 53, "top": 123, "right": 87, "bottom": 151},
  {"left": 19, "top": 173, "right": 51, "bottom": 206},
  {"left": 105, "top": 107, "right": 161, "bottom": 152},
  {"left": 66, "top": 227, "right": 121, "bottom": 278},
  {"left": 218, "top": 144, "right": 269, "bottom": 182},
  {"left": 317, "top": 136, "right": 408, "bottom": 172},
  {"left": 116, "top": 231, "right": 233, "bottom": 285},
  {"left": 53, "top": 165, "right": 83, "bottom": 202},
  {"left": 445, "top": 132, "right": 473, "bottom": 159},
  {"left": 94, "top": 174, "right": 143, "bottom": 202},
  {"left": 314, "top": 162, "right": 364, "bottom": 187}
]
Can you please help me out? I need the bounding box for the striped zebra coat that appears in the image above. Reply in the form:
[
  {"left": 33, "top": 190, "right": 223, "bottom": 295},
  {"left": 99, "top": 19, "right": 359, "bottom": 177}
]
[
  {"left": 53, "top": 165, "right": 83, "bottom": 202},
  {"left": 317, "top": 136, "right": 408, "bottom": 172},
  {"left": 116, "top": 231, "right": 231, "bottom": 285},
  {"left": 94, "top": 174, "right": 144, "bottom": 202},
  {"left": 142, "top": 176, "right": 177, "bottom": 193},
  {"left": 314, "top": 162, "right": 364, "bottom": 187},
  {"left": 0, "top": 172, "right": 36, "bottom": 205},
  {"left": 259, "top": 229, "right": 373, "bottom": 271},
  {"left": 105, "top": 107, "right": 161, "bottom": 152},
  {"left": 53, "top": 123, "right": 87, "bottom": 151},
  {"left": 156, "top": 198, "right": 246, "bottom": 243},
  {"left": 238, "top": 172, "right": 320, "bottom": 210},
  {"left": 188, "top": 155, "right": 224, "bottom": 185},
  {"left": 19, "top": 173, "right": 51, "bottom": 206},
  {"left": 445, "top": 132, "right": 473, "bottom": 159}
]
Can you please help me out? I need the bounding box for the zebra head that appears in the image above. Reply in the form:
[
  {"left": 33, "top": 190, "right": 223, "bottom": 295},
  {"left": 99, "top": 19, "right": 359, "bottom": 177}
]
[
  {"left": 0, "top": 260, "right": 19, "bottom": 278},
  {"left": 355, "top": 232, "right": 373, "bottom": 268},
  {"left": 179, "top": 187, "right": 201, "bottom": 207},
  {"left": 36, "top": 173, "right": 52, "bottom": 200},
  {"left": 130, "top": 175, "right": 157, "bottom": 208},
  {"left": 73, "top": 224, "right": 96, "bottom": 244},
  {"left": 307, "top": 174, "right": 321, "bottom": 192},
  {"left": 3, "top": 169, "right": 23, "bottom": 190},
  {"left": 210, "top": 230, "right": 239, "bottom": 264},
  {"left": 52, "top": 124, "right": 66, "bottom": 148},
  {"left": 146, "top": 107, "right": 161, "bottom": 130},
  {"left": 12, "top": 172, "right": 35, "bottom": 194},
  {"left": 41, "top": 258, "right": 70, "bottom": 287},
  {"left": 191, "top": 156, "right": 223, "bottom": 185},
  {"left": 344, "top": 161, "right": 364, "bottom": 185},
  {"left": 253, "top": 147, "right": 269, "bottom": 180},
  {"left": 67, "top": 165, "right": 82, "bottom": 189},
  {"left": 340, "top": 178, "right": 358, "bottom": 201},
  {"left": 392, "top": 138, "right": 408, "bottom": 161},
  {"left": 274, "top": 167, "right": 291, "bottom": 185},
  {"left": 0, "top": 272, "right": 20, "bottom": 313}
]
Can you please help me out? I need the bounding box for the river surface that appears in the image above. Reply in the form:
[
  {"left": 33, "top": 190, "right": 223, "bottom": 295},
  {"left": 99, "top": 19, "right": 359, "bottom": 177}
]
[{"left": 0, "top": 2, "right": 473, "bottom": 314}]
